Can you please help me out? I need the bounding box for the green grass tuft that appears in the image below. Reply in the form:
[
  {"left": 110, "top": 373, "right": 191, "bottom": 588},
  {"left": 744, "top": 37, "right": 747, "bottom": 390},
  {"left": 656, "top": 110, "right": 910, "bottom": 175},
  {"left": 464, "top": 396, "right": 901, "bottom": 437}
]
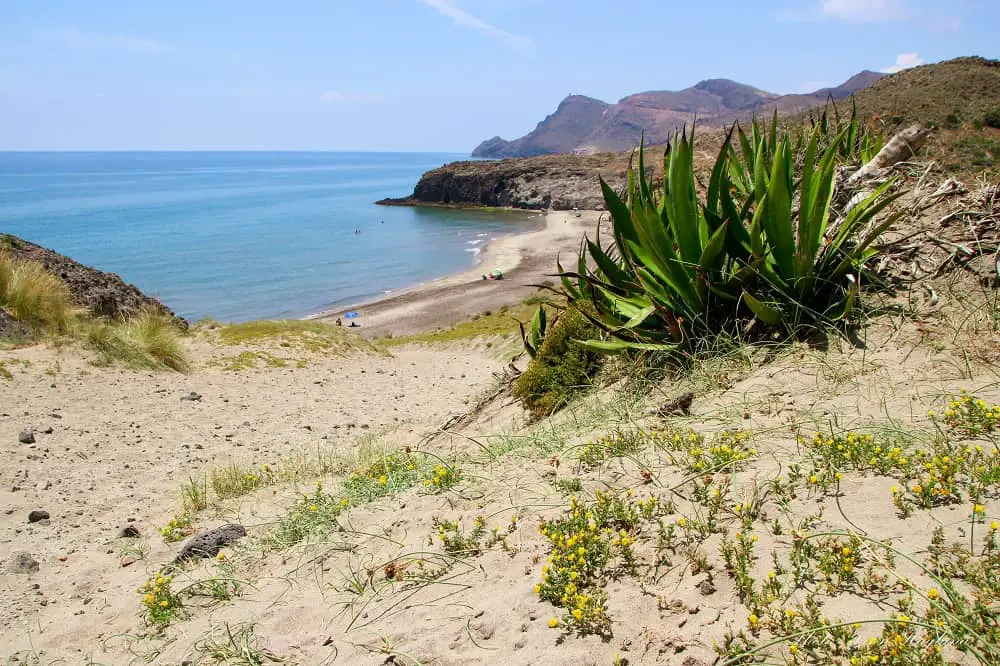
[
  {"left": 209, "top": 318, "right": 378, "bottom": 356},
  {"left": 84, "top": 311, "right": 189, "bottom": 371},
  {"left": 208, "top": 350, "right": 297, "bottom": 371},
  {"left": 0, "top": 250, "right": 79, "bottom": 333},
  {"left": 383, "top": 300, "right": 545, "bottom": 347}
]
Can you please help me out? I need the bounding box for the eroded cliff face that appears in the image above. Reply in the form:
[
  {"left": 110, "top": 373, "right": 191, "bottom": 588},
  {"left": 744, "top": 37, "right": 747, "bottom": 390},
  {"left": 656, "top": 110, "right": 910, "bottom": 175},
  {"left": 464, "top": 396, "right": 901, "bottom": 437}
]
[{"left": 378, "top": 152, "right": 632, "bottom": 210}]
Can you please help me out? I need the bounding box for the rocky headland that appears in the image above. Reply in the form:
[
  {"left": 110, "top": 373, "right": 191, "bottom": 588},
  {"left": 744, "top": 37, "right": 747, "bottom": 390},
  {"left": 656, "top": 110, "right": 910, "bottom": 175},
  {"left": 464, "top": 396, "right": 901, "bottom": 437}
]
[
  {"left": 377, "top": 152, "right": 635, "bottom": 211},
  {"left": 1, "top": 233, "right": 186, "bottom": 328}
]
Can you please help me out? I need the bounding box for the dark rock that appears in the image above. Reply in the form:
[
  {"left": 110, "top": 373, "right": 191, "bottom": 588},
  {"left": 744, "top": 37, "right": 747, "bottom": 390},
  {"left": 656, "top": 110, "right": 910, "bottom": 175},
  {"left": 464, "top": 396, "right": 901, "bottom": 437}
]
[
  {"left": 27, "top": 510, "right": 49, "bottom": 523},
  {"left": 0, "top": 233, "right": 186, "bottom": 328},
  {"left": 172, "top": 524, "right": 246, "bottom": 563},
  {"left": 18, "top": 430, "right": 35, "bottom": 444},
  {"left": 9, "top": 552, "right": 39, "bottom": 574},
  {"left": 42, "top": 426, "right": 53, "bottom": 434},
  {"left": 696, "top": 578, "right": 717, "bottom": 596},
  {"left": 651, "top": 392, "right": 695, "bottom": 417},
  {"left": 180, "top": 392, "right": 202, "bottom": 402},
  {"left": 118, "top": 525, "right": 141, "bottom": 538},
  {"left": 0, "top": 308, "right": 32, "bottom": 342}
]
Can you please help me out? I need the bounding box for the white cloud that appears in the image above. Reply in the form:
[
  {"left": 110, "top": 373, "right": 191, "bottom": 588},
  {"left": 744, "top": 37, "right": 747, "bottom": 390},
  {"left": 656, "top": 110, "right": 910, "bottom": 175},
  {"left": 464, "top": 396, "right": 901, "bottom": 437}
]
[
  {"left": 419, "top": 0, "right": 530, "bottom": 50},
  {"left": 37, "top": 27, "right": 168, "bottom": 53},
  {"left": 822, "top": 0, "right": 903, "bottom": 22},
  {"left": 880, "top": 52, "right": 923, "bottom": 73},
  {"left": 319, "top": 90, "right": 384, "bottom": 103}
]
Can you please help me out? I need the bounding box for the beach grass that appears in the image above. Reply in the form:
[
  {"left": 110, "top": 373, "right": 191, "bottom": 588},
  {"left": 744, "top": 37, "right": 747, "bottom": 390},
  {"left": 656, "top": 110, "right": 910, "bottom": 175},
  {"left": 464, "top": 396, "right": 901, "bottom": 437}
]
[
  {"left": 202, "top": 318, "right": 382, "bottom": 356},
  {"left": 0, "top": 250, "right": 80, "bottom": 334},
  {"left": 83, "top": 311, "right": 190, "bottom": 371}
]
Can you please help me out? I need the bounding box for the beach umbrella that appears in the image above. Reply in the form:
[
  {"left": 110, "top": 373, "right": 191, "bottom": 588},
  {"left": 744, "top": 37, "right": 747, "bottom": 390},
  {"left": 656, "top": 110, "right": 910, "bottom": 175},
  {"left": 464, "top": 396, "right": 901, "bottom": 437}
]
[{"left": 344, "top": 311, "right": 359, "bottom": 319}]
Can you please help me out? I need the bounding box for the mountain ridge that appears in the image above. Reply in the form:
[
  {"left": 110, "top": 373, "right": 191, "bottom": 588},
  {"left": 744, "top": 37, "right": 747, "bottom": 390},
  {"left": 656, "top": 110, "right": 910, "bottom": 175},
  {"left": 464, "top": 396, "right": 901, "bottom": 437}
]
[{"left": 473, "top": 70, "right": 884, "bottom": 158}]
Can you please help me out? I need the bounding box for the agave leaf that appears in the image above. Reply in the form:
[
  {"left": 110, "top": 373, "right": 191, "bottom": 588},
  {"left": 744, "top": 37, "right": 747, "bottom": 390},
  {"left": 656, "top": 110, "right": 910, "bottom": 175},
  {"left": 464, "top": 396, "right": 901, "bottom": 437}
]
[
  {"left": 586, "top": 238, "right": 636, "bottom": 290},
  {"left": 665, "top": 129, "right": 705, "bottom": 264},
  {"left": 517, "top": 319, "right": 537, "bottom": 358},
  {"left": 577, "top": 339, "right": 678, "bottom": 353},
  {"left": 742, "top": 291, "right": 785, "bottom": 326},
  {"left": 530, "top": 306, "right": 546, "bottom": 348},
  {"left": 616, "top": 305, "right": 657, "bottom": 331},
  {"left": 706, "top": 126, "right": 736, "bottom": 215},
  {"left": 600, "top": 178, "right": 638, "bottom": 245},
  {"left": 761, "top": 138, "right": 795, "bottom": 279},
  {"left": 699, "top": 220, "right": 729, "bottom": 272},
  {"left": 824, "top": 274, "right": 858, "bottom": 321},
  {"left": 555, "top": 256, "right": 582, "bottom": 301}
]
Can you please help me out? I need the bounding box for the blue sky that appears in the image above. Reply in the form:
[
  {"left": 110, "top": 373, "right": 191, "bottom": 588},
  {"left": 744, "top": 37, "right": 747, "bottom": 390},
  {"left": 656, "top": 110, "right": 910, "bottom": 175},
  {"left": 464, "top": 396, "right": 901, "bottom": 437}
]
[{"left": 0, "top": 0, "right": 996, "bottom": 152}]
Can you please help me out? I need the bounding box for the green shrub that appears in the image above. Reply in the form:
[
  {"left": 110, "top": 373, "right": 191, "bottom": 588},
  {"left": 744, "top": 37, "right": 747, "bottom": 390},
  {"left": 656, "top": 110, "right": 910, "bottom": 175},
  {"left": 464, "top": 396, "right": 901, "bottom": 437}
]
[
  {"left": 512, "top": 307, "right": 601, "bottom": 418},
  {"left": 0, "top": 251, "right": 78, "bottom": 333},
  {"left": 986, "top": 109, "right": 1000, "bottom": 129},
  {"left": 559, "top": 117, "right": 902, "bottom": 353}
]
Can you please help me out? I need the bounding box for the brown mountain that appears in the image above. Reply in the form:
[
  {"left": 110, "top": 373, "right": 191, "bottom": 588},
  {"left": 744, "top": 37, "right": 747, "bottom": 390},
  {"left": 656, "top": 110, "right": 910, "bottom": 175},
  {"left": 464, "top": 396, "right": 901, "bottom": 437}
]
[
  {"left": 472, "top": 95, "right": 610, "bottom": 159},
  {"left": 472, "top": 71, "right": 884, "bottom": 158},
  {"left": 395, "top": 58, "right": 999, "bottom": 211}
]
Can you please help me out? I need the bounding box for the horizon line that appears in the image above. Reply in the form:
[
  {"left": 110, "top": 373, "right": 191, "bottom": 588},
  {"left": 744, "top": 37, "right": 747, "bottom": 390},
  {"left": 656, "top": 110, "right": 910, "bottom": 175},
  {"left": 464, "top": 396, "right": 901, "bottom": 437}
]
[{"left": 0, "top": 148, "right": 473, "bottom": 154}]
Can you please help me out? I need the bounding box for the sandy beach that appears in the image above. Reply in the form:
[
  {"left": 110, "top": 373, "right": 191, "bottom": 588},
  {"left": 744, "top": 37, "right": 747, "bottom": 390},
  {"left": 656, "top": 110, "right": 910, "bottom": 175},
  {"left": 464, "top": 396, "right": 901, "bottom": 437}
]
[{"left": 312, "top": 209, "right": 604, "bottom": 337}]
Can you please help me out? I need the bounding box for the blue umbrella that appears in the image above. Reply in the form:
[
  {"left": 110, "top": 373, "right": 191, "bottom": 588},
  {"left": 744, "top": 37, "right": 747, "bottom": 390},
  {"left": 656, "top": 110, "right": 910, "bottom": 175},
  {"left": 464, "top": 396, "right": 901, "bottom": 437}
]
[{"left": 344, "top": 311, "right": 359, "bottom": 319}]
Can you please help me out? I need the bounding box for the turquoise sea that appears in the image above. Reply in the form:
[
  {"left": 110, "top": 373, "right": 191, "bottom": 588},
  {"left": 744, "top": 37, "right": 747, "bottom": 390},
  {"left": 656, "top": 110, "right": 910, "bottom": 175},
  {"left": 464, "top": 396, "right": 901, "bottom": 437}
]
[{"left": 0, "top": 152, "right": 538, "bottom": 322}]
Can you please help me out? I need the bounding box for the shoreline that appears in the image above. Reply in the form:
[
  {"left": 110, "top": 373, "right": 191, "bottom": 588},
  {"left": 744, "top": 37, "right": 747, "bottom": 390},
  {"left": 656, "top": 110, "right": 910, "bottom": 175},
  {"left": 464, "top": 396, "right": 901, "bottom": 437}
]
[{"left": 309, "top": 209, "right": 603, "bottom": 337}]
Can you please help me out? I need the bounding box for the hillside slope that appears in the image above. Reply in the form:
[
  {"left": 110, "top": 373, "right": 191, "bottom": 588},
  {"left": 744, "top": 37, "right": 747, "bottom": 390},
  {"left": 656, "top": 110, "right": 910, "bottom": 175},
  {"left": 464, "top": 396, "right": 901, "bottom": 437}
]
[
  {"left": 474, "top": 71, "right": 883, "bottom": 157},
  {"left": 801, "top": 56, "right": 1000, "bottom": 176}
]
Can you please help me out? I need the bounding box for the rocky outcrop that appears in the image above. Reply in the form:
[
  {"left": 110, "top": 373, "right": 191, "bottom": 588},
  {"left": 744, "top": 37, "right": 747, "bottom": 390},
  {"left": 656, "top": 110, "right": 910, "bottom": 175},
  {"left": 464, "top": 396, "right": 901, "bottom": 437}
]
[
  {"left": 378, "top": 152, "right": 636, "bottom": 211},
  {"left": 473, "top": 71, "right": 885, "bottom": 157},
  {"left": 1, "top": 234, "right": 186, "bottom": 328}
]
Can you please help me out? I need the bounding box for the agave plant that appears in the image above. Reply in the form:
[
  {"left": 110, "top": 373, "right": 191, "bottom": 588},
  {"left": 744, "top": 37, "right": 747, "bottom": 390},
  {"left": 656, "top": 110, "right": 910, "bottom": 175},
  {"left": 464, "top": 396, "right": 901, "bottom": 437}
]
[
  {"left": 559, "top": 118, "right": 902, "bottom": 352},
  {"left": 812, "top": 100, "right": 885, "bottom": 164}
]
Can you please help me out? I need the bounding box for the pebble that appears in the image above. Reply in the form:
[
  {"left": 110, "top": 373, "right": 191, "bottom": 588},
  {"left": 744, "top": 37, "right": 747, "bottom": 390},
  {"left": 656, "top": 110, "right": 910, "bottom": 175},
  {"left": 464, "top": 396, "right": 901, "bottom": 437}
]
[
  {"left": 27, "top": 510, "right": 50, "bottom": 523},
  {"left": 180, "top": 391, "right": 202, "bottom": 402},
  {"left": 18, "top": 430, "right": 35, "bottom": 444},
  {"left": 118, "top": 525, "right": 141, "bottom": 538}
]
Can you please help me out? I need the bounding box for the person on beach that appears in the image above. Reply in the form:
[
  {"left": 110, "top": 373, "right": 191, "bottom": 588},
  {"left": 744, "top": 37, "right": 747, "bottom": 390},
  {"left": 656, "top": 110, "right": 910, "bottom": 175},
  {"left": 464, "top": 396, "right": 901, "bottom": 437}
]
[{"left": 335, "top": 318, "right": 342, "bottom": 326}]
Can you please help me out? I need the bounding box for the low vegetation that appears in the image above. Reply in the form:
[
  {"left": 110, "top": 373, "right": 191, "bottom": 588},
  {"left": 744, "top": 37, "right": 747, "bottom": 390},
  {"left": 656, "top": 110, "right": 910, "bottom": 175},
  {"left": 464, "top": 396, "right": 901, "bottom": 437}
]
[
  {"left": 560, "top": 114, "right": 897, "bottom": 352},
  {"left": 512, "top": 307, "right": 601, "bottom": 418},
  {"left": 381, "top": 298, "right": 544, "bottom": 347},
  {"left": 84, "top": 311, "right": 190, "bottom": 371},
  {"left": 2, "top": 249, "right": 191, "bottom": 371},
  {"left": 0, "top": 249, "right": 78, "bottom": 333},
  {"left": 206, "top": 318, "right": 377, "bottom": 354}
]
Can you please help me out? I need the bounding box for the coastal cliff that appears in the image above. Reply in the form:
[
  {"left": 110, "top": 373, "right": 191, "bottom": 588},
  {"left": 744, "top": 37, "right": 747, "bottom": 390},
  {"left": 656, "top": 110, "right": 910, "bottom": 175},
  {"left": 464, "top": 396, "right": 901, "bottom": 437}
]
[
  {"left": 377, "top": 152, "right": 633, "bottom": 210},
  {"left": 1, "top": 233, "right": 187, "bottom": 328}
]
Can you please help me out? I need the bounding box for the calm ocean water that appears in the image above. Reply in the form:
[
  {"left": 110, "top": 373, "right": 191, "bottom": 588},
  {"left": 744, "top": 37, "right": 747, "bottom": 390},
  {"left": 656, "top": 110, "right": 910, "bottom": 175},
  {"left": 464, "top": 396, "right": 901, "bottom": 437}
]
[{"left": 0, "top": 152, "right": 539, "bottom": 322}]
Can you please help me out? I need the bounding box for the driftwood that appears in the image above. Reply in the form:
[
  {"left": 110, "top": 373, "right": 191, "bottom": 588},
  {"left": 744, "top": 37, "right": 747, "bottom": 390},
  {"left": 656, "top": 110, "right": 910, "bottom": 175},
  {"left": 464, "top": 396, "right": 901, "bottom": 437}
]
[{"left": 847, "top": 124, "right": 931, "bottom": 185}]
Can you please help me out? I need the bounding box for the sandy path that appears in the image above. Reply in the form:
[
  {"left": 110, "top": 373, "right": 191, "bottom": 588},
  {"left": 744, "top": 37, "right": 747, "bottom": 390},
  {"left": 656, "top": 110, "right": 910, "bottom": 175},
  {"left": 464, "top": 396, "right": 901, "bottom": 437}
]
[
  {"left": 0, "top": 341, "right": 502, "bottom": 660},
  {"left": 311, "top": 210, "right": 604, "bottom": 337}
]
